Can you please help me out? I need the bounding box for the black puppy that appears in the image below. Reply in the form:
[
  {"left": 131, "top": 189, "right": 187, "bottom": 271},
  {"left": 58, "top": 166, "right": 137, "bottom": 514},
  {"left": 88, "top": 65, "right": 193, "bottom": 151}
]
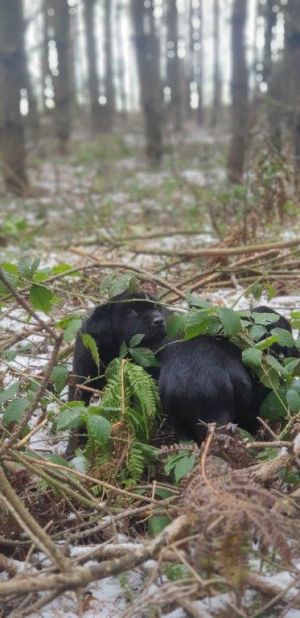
[
  {"left": 251, "top": 305, "right": 299, "bottom": 358},
  {"left": 158, "top": 306, "right": 298, "bottom": 444},
  {"left": 69, "top": 290, "right": 167, "bottom": 405}
]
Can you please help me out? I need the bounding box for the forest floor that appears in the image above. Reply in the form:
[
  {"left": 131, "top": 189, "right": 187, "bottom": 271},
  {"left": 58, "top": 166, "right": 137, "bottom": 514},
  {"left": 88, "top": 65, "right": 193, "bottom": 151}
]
[{"left": 1, "top": 123, "right": 300, "bottom": 617}]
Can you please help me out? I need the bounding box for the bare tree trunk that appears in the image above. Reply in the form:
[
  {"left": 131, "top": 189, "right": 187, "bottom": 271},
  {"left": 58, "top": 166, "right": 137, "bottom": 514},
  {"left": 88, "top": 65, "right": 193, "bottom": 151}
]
[
  {"left": 227, "top": 0, "right": 249, "bottom": 183},
  {"left": 83, "top": 0, "right": 103, "bottom": 132},
  {"left": 196, "top": 0, "right": 204, "bottom": 125},
  {"left": 131, "top": 0, "right": 163, "bottom": 164},
  {"left": 285, "top": 0, "right": 300, "bottom": 195},
  {"left": 0, "top": 0, "right": 28, "bottom": 194},
  {"left": 116, "top": 1, "right": 127, "bottom": 114},
  {"left": 211, "top": 0, "right": 221, "bottom": 127},
  {"left": 166, "top": 0, "right": 182, "bottom": 131},
  {"left": 262, "top": 0, "right": 276, "bottom": 85},
  {"left": 104, "top": 0, "right": 115, "bottom": 130},
  {"left": 52, "top": 0, "right": 72, "bottom": 154},
  {"left": 41, "top": 0, "right": 51, "bottom": 113}
]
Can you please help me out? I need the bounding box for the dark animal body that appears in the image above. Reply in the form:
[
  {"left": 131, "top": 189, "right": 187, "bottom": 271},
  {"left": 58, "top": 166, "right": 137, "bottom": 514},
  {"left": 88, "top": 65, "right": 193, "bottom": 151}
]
[
  {"left": 69, "top": 290, "right": 167, "bottom": 405},
  {"left": 158, "top": 305, "right": 298, "bottom": 444}
]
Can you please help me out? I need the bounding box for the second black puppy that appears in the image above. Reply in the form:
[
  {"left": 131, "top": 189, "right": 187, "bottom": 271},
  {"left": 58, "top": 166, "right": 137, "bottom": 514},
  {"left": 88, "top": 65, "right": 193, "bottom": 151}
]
[{"left": 69, "top": 290, "right": 167, "bottom": 405}]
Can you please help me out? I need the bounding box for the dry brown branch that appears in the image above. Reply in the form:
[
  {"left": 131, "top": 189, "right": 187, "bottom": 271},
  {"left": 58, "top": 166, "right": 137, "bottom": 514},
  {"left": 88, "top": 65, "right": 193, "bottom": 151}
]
[{"left": 0, "top": 514, "right": 190, "bottom": 598}]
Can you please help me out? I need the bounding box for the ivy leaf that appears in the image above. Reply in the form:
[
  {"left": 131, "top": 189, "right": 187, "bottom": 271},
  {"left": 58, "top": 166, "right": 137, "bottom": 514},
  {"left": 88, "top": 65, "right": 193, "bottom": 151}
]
[
  {"left": 129, "top": 334, "right": 144, "bottom": 348},
  {"left": 252, "top": 311, "right": 279, "bottom": 326},
  {"left": 56, "top": 407, "right": 85, "bottom": 431},
  {"left": 51, "top": 263, "right": 74, "bottom": 275},
  {"left": 0, "top": 382, "right": 19, "bottom": 405},
  {"left": 166, "top": 313, "right": 185, "bottom": 337},
  {"left": 2, "top": 398, "right": 28, "bottom": 426},
  {"left": 260, "top": 390, "right": 287, "bottom": 420},
  {"left": 130, "top": 347, "right": 159, "bottom": 367},
  {"left": 58, "top": 316, "right": 82, "bottom": 342},
  {"left": 265, "top": 355, "right": 287, "bottom": 376},
  {"left": 148, "top": 515, "right": 171, "bottom": 536},
  {"left": 271, "top": 328, "right": 296, "bottom": 349},
  {"left": 286, "top": 389, "right": 300, "bottom": 413},
  {"left": 87, "top": 415, "right": 111, "bottom": 444},
  {"left": 185, "top": 309, "right": 218, "bottom": 340},
  {"left": 218, "top": 307, "right": 242, "bottom": 337},
  {"left": 255, "top": 335, "right": 277, "bottom": 351},
  {"left": 109, "top": 274, "right": 137, "bottom": 298},
  {"left": 242, "top": 347, "right": 263, "bottom": 368},
  {"left": 51, "top": 365, "right": 69, "bottom": 394},
  {"left": 29, "top": 284, "right": 54, "bottom": 313},
  {"left": 82, "top": 334, "right": 100, "bottom": 372},
  {"left": 249, "top": 324, "right": 267, "bottom": 341}
]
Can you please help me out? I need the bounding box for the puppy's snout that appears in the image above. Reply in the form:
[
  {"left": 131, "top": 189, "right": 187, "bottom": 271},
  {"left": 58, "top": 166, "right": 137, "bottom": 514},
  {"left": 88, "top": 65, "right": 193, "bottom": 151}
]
[{"left": 152, "top": 315, "right": 164, "bottom": 327}]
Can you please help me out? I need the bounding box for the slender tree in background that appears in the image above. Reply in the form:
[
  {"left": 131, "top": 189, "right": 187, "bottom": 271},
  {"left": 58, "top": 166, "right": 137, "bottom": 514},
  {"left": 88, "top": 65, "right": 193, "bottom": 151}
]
[
  {"left": 211, "top": 0, "right": 221, "bottom": 127},
  {"left": 227, "top": 0, "right": 249, "bottom": 183},
  {"left": 0, "top": 0, "right": 28, "bottom": 194},
  {"left": 22, "top": 19, "right": 39, "bottom": 139},
  {"left": 166, "top": 0, "right": 182, "bottom": 131},
  {"left": 285, "top": 0, "right": 300, "bottom": 195},
  {"left": 104, "top": 0, "right": 115, "bottom": 130},
  {"left": 116, "top": 1, "right": 127, "bottom": 114},
  {"left": 52, "top": 0, "right": 72, "bottom": 154},
  {"left": 41, "top": 0, "right": 52, "bottom": 113},
  {"left": 83, "top": 0, "right": 103, "bottom": 132},
  {"left": 131, "top": 0, "right": 163, "bottom": 164},
  {"left": 196, "top": 0, "right": 204, "bottom": 125},
  {"left": 262, "top": 0, "right": 276, "bottom": 85}
]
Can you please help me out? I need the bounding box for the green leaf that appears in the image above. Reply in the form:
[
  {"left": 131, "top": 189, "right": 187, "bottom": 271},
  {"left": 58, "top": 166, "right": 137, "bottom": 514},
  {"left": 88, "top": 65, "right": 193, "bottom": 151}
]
[
  {"left": 82, "top": 333, "right": 100, "bottom": 371},
  {"left": 51, "top": 365, "right": 69, "bottom": 394},
  {"left": 186, "top": 293, "right": 212, "bottom": 309},
  {"left": 29, "top": 284, "right": 54, "bottom": 313},
  {"left": 2, "top": 398, "right": 28, "bottom": 426},
  {"left": 284, "top": 359, "right": 300, "bottom": 374},
  {"left": 48, "top": 454, "right": 70, "bottom": 467},
  {"left": 252, "top": 311, "right": 279, "bottom": 326},
  {"left": 56, "top": 407, "right": 85, "bottom": 431},
  {"left": 255, "top": 335, "right": 277, "bottom": 351},
  {"left": 59, "top": 316, "right": 82, "bottom": 342},
  {"left": 249, "top": 324, "right": 267, "bottom": 341},
  {"left": 265, "top": 355, "right": 287, "bottom": 376},
  {"left": 166, "top": 313, "right": 185, "bottom": 337},
  {"left": 130, "top": 347, "right": 159, "bottom": 367},
  {"left": 260, "top": 390, "right": 287, "bottom": 420},
  {"left": 164, "top": 451, "right": 196, "bottom": 483},
  {"left": 0, "top": 382, "right": 19, "bottom": 404},
  {"left": 148, "top": 515, "right": 171, "bottom": 536},
  {"left": 271, "top": 328, "right": 296, "bottom": 349},
  {"left": 291, "top": 310, "right": 300, "bottom": 330},
  {"left": 286, "top": 389, "right": 300, "bottom": 413},
  {"left": 51, "top": 263, "right": 74, "bottom": 275},
  {"left": 119, "top": 341, "right": 128, "bottom": 358},
  {"left": 1, "top": 262, "right": 18, "bottom": 275},
  {"left": 129, "top": 334, "right": 144, "bottom": 348},
  {"left": 242, "top": 347, "right": 263, "bottom": 368},
  {"left": 218, "top": 307, "right": 242, "bottom": 337},
  {"left": 185, "top": 308, "right": 218, "bottom": 340},
  {"left": 87, "top": 415, "right": 111, "bottom": 444},
  {"left": 109, "top": 274, "right": 137, "bottom": 298}
]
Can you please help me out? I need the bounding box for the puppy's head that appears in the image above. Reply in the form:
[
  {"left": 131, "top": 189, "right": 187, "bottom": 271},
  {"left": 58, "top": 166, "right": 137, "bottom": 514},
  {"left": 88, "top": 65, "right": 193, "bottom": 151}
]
[{"left": 85, "top": 290, "right": 166, "bottom": 348}]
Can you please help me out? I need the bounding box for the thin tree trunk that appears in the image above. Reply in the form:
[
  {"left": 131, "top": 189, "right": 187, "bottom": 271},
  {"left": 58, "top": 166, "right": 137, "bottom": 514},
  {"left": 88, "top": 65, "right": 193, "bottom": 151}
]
[
  {"left": 131, "top": 0, "right": 163, "bottom": 164},
  {"left": 166, "top": 0, "right": 182, "bottom": 131},
  {"left": 0, "top": 0, "right": 28, "bottom": 194},
  {"left": 211, "top": 0, "right": 221, "bottom": 127},
  {"left": 52, "top": 0, "right": 72, "bottom": 154},
  {"left": 284, "top": 0, "right": 300, "bottom": 195},
  {"left": 116, "top": 1, "right": 127, "bottom": 114},
  {"left": 41, "top": 0, "right": 51, "bottom": 113},
  {"left": 196, "top": 0, "right": 204, "bottom": 125},
  {"left": 227, "top": 0, "right": 249, "bottom": 183},
  {"left": 104, "top": 0, "right": 115, "bottom": 130},
  {"left": 262, "top": 0, "right": 276, "bottom": 85},
  {"left": 83, "top": 0, "right": 103, "bottom": 133}
]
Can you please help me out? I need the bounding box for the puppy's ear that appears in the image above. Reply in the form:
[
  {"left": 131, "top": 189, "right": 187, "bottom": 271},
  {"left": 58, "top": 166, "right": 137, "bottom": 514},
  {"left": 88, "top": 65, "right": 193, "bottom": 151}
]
[{"left": 84, "top": 304, "right": 113, "bottom": 345}]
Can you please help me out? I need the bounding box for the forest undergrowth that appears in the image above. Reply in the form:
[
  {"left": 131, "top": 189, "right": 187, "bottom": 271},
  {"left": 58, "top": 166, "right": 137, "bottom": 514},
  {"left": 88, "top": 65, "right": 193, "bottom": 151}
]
[{"left": 1, "top": 126, "right": 300, "bottom": 617}]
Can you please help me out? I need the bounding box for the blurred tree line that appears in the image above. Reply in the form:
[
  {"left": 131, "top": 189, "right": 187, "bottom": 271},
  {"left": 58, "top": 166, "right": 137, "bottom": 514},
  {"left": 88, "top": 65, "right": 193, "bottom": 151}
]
[{"left": 0, "top": 0, "right": 299, "bottom": 197}]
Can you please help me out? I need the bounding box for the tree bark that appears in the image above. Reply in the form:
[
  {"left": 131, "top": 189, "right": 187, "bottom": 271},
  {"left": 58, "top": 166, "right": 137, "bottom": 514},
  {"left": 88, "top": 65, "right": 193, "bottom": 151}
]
[
  {"left": 262, "top": 0, "right": 276, "bottom": 85},
  {"left": 211, "top": 0, "right": 221, "bottom": 127},
  {"left": 52, "top": 0, "right": 72, "bottom": 154},
  {"left": 166, "top": 0, "right": 182, "bottom": 131},
  {"left": 0, "top": 0, "right": 28, "bottom": 194},
  {"left": 104, "top": 0, "right": 115, "bottom": 130},
  {"left": 116, "top": 1, "right": 127, "bottom": 114},
  {"left": 83, "top": 0, "right": 103, "bottom": 133},
  {"left": 131, "top": 0, "right": 163, "bottom": 164},
  {"left": 196, "top": 0, "right": 204, "bottom": 125},
  {"left": 227, "top": 0, "right": 249, "bottom": 183},
  {"left": 284, "top": 0, "right": 300, "bottom": 195}
]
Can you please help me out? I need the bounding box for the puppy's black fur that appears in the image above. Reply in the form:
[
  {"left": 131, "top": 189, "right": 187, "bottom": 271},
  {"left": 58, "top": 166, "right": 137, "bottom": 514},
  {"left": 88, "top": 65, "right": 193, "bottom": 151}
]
[
  {"left": 69, "top": 290, "right": 167, "bottom": 405},
  {"left": 158, "top": 306, "right": 298, "bottom": 444},
  {"left": 251, "top": 305, "right": 299, "bottom": 358}
]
